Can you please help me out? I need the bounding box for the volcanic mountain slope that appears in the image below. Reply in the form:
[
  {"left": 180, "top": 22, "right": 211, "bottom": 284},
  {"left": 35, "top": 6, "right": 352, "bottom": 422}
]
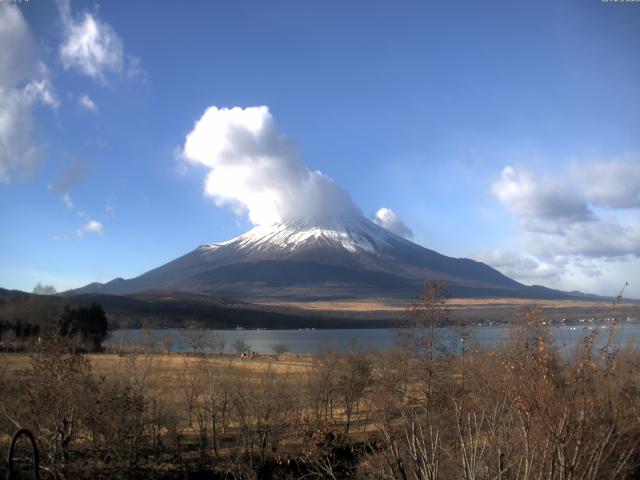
[{"left": 74, "top": 216, "right": 589, "bottom": 301}]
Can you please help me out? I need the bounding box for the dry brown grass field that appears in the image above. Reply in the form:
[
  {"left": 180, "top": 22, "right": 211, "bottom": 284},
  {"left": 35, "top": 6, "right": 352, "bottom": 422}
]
[
  {"left": 2, "top": 288, "right": 640, "bottom": 479},
  {"left": 0, "top": 352, "right": 313, "bottom": 378},
  {"left": 262, "top": 297, "right": 639, "bottom": 311}
]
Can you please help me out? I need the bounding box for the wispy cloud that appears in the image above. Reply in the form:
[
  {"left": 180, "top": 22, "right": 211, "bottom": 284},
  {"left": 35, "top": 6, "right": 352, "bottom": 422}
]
[
  {"left": 48, "top": 156, "right": 86, "bottom": 211},
  {"left": 0, "top": 4, "right": 58, "bottom": 183},
  {"left": 76, "top": 219, "right": 104, "bottom": 237},
  {"left": 104, "top": 193, "right": 116, "bottom": 219},
  {"left": 48, "top": 157, "right": 106, "bottom": 239},
  {"left": 78, "top": 94, "right": 97, "bottom": 112},
  {"left": 58, "top": 0, "right": 123, "bottom": 81},
  {"left": 125, "top": 54, "right": 149, "bottom": 84},
  {"left": 571, "top": 156, "right": 640, "bottom": 209},
  {"left": 473, "top": 250, "right": 565, "bottom": 283},
  {"left": 57, "top": 0, "right": 147, "bottom": 83},
  {"left": 62, "top": 192, "right": 74, "bottom": 210}
]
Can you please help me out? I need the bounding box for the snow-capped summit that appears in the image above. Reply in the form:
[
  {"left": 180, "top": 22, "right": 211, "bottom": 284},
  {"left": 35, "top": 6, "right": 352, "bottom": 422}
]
[
  {"left": 206, "top": 216, "right": 398, "bottom": 255},
  {"left": 74, "top": 215, "right": 577, "bottom": 301}
]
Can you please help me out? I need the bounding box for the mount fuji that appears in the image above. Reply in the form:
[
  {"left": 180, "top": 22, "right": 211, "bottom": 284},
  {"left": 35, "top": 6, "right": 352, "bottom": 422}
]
[{"left": 73, "top": 215, "right": 587, "bottom": 302}]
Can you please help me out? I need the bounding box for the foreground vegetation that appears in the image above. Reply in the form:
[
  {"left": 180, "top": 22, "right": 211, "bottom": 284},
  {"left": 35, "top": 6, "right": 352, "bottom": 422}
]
[{"left": 1, "top": 283, "right": 640, "bottom": 479}]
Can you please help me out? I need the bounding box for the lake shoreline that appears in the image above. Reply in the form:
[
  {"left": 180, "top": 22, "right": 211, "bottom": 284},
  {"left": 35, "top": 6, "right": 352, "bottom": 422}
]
[{"left": 105, "top": 323, "right": 640, "bottom": 355}]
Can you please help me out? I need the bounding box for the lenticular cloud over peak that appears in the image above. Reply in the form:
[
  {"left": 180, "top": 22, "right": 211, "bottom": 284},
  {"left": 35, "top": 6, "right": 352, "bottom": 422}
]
[{"left": 180, "top": 105, "right": 360, "bottom": 226}]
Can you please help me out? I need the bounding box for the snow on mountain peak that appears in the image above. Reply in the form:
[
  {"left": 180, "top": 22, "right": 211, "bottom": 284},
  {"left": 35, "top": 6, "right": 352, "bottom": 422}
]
[{"left": 201, "top": 215, "right": 402, "bottom": 255}]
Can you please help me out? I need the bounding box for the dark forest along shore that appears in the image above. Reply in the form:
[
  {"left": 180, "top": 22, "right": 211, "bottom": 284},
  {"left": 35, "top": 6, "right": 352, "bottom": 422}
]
[{"left": 106, "top": 322, "right": 640, "bottom": 355}]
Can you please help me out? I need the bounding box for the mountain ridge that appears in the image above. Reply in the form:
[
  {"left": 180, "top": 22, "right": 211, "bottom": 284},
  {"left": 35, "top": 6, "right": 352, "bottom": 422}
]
[{"left": 72, "top": 216, "right": 600, "bottom": 302}]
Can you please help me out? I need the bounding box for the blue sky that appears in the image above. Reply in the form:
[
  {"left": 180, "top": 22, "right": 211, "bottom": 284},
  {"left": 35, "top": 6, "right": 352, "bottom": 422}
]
[{"left": 1, "top": 0, "right": 640, "bottom": 297}]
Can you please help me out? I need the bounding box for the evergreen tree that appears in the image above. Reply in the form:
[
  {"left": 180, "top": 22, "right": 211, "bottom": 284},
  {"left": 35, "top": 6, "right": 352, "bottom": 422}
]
[{"left": 58, "top": 302, "right": 108, "bottom": 351}]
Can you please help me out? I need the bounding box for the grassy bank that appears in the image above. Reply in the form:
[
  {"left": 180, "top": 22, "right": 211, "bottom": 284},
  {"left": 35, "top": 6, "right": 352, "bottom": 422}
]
[{"left": 2, "top": 304, "right": 640, "bottom": 479}]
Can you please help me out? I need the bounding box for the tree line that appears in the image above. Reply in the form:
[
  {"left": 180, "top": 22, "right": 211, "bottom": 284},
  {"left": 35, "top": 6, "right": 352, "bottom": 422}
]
[{"left": 0, "top": 295, "right": 108, "bottom": 352}]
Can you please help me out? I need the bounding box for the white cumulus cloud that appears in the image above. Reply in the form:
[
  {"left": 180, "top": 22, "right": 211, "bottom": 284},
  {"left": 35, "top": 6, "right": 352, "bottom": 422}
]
[
  {"left": 373, "top": 207, "right": 413, "bottom": 238},
  {"left": 491, "top": 161, "right": 640, "bottom": 296},
  {"left": 492, "top": 165, "right": 640, "bottom": 259},
  {"left": 492, "top": 166, "right": 593, "bottom": 227},
  {"left": 180, "top": 105, "right": 360, "bottom": 226}
]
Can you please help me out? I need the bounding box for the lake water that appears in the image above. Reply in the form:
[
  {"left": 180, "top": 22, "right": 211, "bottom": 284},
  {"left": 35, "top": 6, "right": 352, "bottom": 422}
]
[{"left": 106, "top": 323, "right": 640, "bottom": 355}]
